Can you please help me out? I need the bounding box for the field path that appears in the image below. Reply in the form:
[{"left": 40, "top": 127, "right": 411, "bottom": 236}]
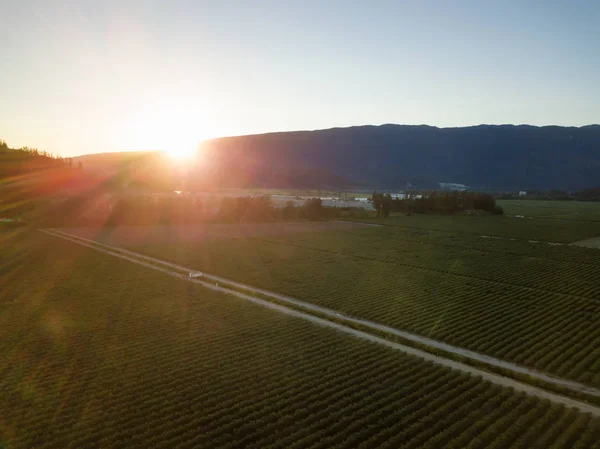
[{"left": 40, "top": 228, "right": 600, "bottom": 416}]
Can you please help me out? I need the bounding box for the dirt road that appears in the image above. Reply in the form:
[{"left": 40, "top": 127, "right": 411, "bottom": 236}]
[{"left": 40, "top": 228, "right": 600, "bottom": 416}]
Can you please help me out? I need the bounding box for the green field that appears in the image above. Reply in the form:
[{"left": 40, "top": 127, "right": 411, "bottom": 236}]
[
  {"left": 498, "top": 200, "right": 600, "bottom": 222},
  {"left": 62, "top": 216, "right": 600, "bottom": 390},
  {"left": 4, "top": 231, "right": 600, "bottom": 448},
  {"left": 344, "top": 212, "right": 600, "bottom": 242}
]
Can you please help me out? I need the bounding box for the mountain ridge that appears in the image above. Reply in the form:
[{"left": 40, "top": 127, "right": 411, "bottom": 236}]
[{"left": 76, "top": 124, "right": 600, "bottom": 191}]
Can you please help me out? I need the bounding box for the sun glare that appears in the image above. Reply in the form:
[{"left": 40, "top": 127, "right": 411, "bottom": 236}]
[
  {"left": 165, "top": 145, "right": 197, "bottom": 161},
  {"left": 120, "top": 100, "right": 212, "bottom": 162}
]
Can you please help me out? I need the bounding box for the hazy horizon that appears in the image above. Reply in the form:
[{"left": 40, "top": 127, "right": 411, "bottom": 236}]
[{"left": 2, "top": 0, "right": 599, "bottom": 157}]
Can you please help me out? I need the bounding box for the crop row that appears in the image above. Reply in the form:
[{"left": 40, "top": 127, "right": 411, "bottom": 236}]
[
  {"left": 116, "top": 235, "right": 600, "bottom": 389},
  {"left": 2, "top": 233, "right": 600, "bottom": 448},
  {"left": 256, "top": 228, "right": 600, "bottom": 299},
  {"left": 379, "top": 225, "right": 600, "bottom": 266},
  {"left": 343, "top": 214, "right": 600, "bottom": 243},
  {"left": 325, "top": 221, "right": 600, "bottom": 266}
]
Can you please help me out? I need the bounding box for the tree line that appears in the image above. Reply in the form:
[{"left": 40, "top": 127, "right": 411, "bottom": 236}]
[
  {"left": 0, "top": 140, "right": 83, "bottom": 173},
  {"left": 371, "top": 191, "right": 503, "bottom": 217},
  {"left": 0, "top": 139, "right": 88, "bottom": 219},
  {"left": 498, "top": 188, "right": 600, "bottom": 202},
  {"left": 38, "top": 195, "right": 369, "bottom": 227}
]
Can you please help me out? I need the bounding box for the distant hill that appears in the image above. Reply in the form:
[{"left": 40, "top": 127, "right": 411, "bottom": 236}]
[
  {"left": 75, "top": 124, "right": 600, "bottom": 191},
  {"left": 75, "top": 150, "right": 355, "bottom": 190},
  {"left": 73, "top": 151, "right": 155, "bottom": 175},
  {"left": 74, "top": 151, "right": 182, "bottom": 191},
  {"left": 198, "top": 124, "right": 600, "bottom": 191}
]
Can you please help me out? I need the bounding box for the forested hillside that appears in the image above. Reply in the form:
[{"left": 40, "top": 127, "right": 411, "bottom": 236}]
[
  {"left": 197, "top": 124, "right": 600, "bottom": 190},
  {"left": 0, "top": 140, "right": 90, "bottom": 219}
]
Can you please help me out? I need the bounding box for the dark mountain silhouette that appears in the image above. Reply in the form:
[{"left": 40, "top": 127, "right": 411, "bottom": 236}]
[
  {"left": 75, "top": 151, "right": 354, "bottom": 190},
  {"left": 71, "top": 151, "right": 155, "bottom": 175},
  {"left": 76, "top": 124, "right": 600, "bottom": 191},
  {"left": 73, "top": 151, "right": 185, "bottom": 191},
  {"left": 198, "top": 124, "right": 600, "bottom": 190}
]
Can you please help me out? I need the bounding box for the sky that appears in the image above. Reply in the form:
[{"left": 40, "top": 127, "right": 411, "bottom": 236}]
[{"left": 1, "top": 0, "right": 599, "bottom": 157}]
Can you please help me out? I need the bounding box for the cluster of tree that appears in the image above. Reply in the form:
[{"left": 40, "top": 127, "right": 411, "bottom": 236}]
[
  {"left": 371, "top": 191, "right": 503, "bottom": 217},
  {"left": 39, "top": 195, "right": 369, "bottom": 227},
  {"left": 576, "top": 187, "right": 600, "bottom": 201},
  {"left": 0, "top": 140, "right": 83, "bottom": 172}
]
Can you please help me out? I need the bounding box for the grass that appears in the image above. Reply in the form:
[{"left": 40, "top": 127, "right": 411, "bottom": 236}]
[
  {"left": 2, "top": 230, "right": 600, "bottom": 448},
  {"left": 344, "top": 212, "right": 600, "bottom": 242},
  {"left": 498, "top": 200, "right": 600, "bottom": 222},
  {"left": 70, "top": 220, "right": 600, "bottom": 390}
]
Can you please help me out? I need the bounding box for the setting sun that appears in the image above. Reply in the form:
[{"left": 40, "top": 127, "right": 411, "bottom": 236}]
[
  {"left": 164, "top": 145, "right": 198, "bottom": 161},
  {"left": 118, "top": 99, "right": 210, "bottom": 160}
]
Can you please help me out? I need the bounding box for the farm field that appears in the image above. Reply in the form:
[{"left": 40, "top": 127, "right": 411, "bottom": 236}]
[
  {"left": 498, "top": 200, "right": 600, "bottom": 222},
  {"left": 344, "top": 212, "right": 600, "bottom": 242},
  {"left": 4, "top": 232, "right": 600, "bottom": 448},
  {"left": 573, "top": 237, "right": 600, "bottom": 249},
  {"left": 59, "top": 219, "right": 600, "bottom": 390}
]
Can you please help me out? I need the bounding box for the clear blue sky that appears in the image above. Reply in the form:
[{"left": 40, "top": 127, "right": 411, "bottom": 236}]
[{"left": 1, "top": 0, "right": 598, "bottom": 156}]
